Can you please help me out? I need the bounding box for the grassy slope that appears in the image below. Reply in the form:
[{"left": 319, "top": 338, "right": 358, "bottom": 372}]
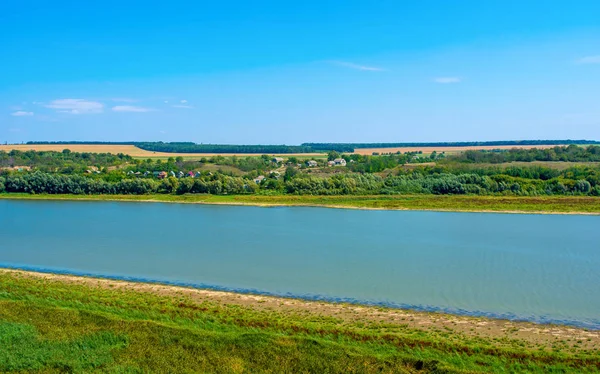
[
  {"left": 2, "top": 193, "right": 600, "bottom": 214},
  {"left": 1, "top": 271, "right": 598, "bottom": 373}
]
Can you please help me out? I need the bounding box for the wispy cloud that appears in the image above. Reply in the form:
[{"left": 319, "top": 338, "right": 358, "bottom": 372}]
[
  {"left": 45, "top": 99, "right": 104, "bottom": 114},
  {"left": 172, "top": 105, "right": 193, "bottom": 109},
  {"left": 329, "top": 61, "right": 386, "bottom": 71},
  {"left": 576, "top": 55, "right": 600, "bottom": 64},
  {"left": 180, "top": 99, "right": 188, "bottom": 104},
  {"left": 432, "top": 77, "right": 461, "bottom": 84},
  {"left": 112, "top": 105, "right": 156, "bottom": 113},
  {"left": 11, "top": 111, "right": 34, "bottom": 117}
]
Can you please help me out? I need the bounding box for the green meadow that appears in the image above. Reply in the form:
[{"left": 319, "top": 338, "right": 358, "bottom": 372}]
[
  {"left": 2, "top": 193, "right": 600, "bottom": 214},
  {"left": 0, "top": 271, "right": 599, "bottom": 373}
]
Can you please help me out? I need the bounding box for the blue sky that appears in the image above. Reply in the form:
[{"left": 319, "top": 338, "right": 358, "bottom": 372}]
[{"left": 1, "top": 1, "right": 599, "bottom": 144}]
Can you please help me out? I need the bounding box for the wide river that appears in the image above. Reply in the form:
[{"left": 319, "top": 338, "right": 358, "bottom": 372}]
[{"left": 1, "top": 200, "right": 599, "bottom": 329}]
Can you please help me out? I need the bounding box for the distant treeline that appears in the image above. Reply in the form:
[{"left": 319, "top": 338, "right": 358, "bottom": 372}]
[
  {"left": 21, "top": 140, "right": 600, "bottom": 154},
  {"left": 445, "top": 145, "right": 600, "bottom": 163},
  {"left": 303, "top": 140, "right": 600, "bottom": 152},
  {"left": 135, "top": 142, "right": 316, "bottom": 154}
]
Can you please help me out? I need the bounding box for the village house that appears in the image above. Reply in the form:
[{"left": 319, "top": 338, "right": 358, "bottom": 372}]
[
  {"left": 187, "top": 171, "right": 195, "bottom": 178},
  {"left": 271, "top": 157, "right": 284, "bottom": 163},
  {"left": 157, "top": 171, "right": 168, "bottom": 179},
  {"left": 306, "top": 160, "right": 318, "bottom": 167},
  {"left": 254, "top": 175, "right": 265, "bottom": 184},
  {"left": 333, "top": 158, "right": 347, "bottom": 166}
]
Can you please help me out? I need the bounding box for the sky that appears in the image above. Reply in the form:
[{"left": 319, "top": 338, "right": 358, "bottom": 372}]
[{"left": 1, "top": 1, "right": 600, "bottom": 144}]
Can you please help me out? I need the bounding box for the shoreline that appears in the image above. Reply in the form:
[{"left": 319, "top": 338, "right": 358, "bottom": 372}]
[
  {"left": 2, "top": 193, "right": 600, "bottom": 215},
  {"left": 2, "top": 268, "right": 599, "bottom": 349}
]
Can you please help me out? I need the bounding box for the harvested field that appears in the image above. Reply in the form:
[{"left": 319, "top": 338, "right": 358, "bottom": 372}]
[
  {"left": 0, "top": 144, "right": 325, "bottom": 159},
  {"left": 1, "top": 143, "right": 581, "bottom": 158},
  {"left": 354, "top": 144, "right": 571, "bottom": 155}
]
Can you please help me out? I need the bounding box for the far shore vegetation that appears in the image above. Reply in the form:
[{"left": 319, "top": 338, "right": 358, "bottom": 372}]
[
  {"left": 1, "top": 269, "right": 599, "bottom": 373},
  {"left": 3, "top": 193, "right": 600, "bottom": 214},
  {"left": 1, "top": 144, "right": 600, "bottom": 213}
]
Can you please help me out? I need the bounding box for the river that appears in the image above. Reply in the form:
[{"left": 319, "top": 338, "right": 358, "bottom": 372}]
[{"left": 1, "top": 199, "right": 599, "bottom": 329}]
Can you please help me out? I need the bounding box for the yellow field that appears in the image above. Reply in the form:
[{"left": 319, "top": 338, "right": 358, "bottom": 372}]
[
  {"left": 1, "top": 143, "right": 576, "bottom": 159},
  {"left": 353, "top": 144, "right": 569, "bottom": 155},
  {"left": 0, "top": 144, "right": 325, "bottom": 159}
]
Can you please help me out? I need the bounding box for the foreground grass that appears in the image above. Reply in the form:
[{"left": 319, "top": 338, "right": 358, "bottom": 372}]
[
  {"left": 2, "top": 192, "right": 600, "bottom": 214},
  {"left": 0, "top": 271, "right": 599, "bottom": 373}
]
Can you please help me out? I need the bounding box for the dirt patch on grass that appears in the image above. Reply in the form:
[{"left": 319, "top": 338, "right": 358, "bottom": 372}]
[{"left": 3, "top": 269, "right": 598, "bottom": 351}]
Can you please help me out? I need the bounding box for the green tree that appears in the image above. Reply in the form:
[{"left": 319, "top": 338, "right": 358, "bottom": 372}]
[
  {"left": 327, "top": 151, "right": 340, "bottom": 161},
  {"left": 176, "top": 178, "right": 194, "bottom": 194},
  {"left": 284, "top": 166, "right": 297, "bottom": 182}
]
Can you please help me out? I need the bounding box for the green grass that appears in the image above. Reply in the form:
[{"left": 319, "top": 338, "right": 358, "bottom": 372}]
[
  {"left": 2, "top": 193, "right": 600, "bottom": 214},
  {"left": 0, "top": 271, "right": 598, "bottom": 373}
]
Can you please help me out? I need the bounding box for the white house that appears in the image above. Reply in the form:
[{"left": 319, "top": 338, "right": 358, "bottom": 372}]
[
  {"left": 333, "top": 158, "right": 347, "bottom": 166},
  {"left": 306, "top": 160, "right": 318, "bottom": 167}
]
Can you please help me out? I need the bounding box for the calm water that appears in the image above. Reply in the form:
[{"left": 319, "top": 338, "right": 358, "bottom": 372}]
[{"left": 1, "top": 200, "right": 599, "bottom": 329}]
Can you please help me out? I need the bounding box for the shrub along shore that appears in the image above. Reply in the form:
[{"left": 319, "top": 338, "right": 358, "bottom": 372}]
[
  {"left": 0, "top": 269, "right": 598, "bottom": 373},
  {"left": 2, "top": 192, "right": 600, "bottom": 214},
  {"left": 2, "top": 146, "right": 600, "bottom": 198}
]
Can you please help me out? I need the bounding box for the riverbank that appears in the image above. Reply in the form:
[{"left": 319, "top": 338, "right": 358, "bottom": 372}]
[
  {"left": 1, "top": 269, "right": 598, "bottom": 373},
  {"left": 2, "top": 193, "right": 600, "bottom": 214}
]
